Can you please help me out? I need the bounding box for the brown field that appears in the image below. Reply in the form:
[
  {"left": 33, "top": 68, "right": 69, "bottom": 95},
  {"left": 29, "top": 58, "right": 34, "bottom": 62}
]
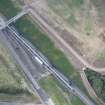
[{"left": 30, "top": 0, "right": 105, "bottom": 68}]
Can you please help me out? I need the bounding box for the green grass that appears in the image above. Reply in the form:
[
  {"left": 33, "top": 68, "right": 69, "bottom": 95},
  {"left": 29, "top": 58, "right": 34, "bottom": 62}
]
[
  {"left": 40, "top": 75, "right": 85, "bottom": 105},
  {"left": 71, "top": 96, "right": 85, "bottom": 105},
  {"left": 0, "top": 0, "right": 20, "bottom": 19},
  {"left": 47, "top": 0, "right": 84, "bottom": 9}
]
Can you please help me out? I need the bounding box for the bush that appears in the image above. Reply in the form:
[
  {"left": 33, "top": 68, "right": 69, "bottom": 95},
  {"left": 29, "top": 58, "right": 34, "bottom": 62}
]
[{"left": 85, "top": 69, "right": 105, "bottom": 102}]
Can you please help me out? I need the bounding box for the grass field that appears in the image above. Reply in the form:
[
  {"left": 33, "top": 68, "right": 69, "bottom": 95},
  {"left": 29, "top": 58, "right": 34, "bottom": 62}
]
[
  {"left": 46, "top": 0, "right": 93, "bottom": 34},
  {"left": 0, "top": 0, "right": 20, "bottom": 19},
  {"left": 46, "top": 0, "right": 84, "bottom": 27},
  {"left": 39, "top": 75, "right": 85, "bottom": 105}
]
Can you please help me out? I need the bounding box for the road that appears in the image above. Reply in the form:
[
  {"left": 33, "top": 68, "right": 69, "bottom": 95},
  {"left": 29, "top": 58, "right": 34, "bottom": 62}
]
[
  {"left": 28, "top": 6, "right": 105, "bottom": 73},
  {"left": 5, "top": 24, "right": 96, "bottom": 105}
]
